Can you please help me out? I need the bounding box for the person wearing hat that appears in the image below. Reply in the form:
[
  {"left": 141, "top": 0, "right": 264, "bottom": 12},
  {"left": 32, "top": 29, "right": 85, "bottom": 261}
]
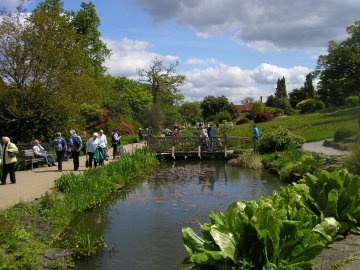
[{"left": 53, "top": 132, "right": 67, "bottom": 172}]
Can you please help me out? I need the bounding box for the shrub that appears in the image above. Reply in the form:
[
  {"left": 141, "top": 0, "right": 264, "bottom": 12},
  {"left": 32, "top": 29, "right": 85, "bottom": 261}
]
[
  {"left": 228, "top": 151, "right": 262, "bottom": 169},
  {"left": 334, "top": 128, "right": 357, "bottom": 142},
  {"left": 254, "top": 111, "right": 274, "bottom": 123},
  {"left": 315, "top": 100, "right": 325, "bottom": 110},
  {"left": 343, "top": 141, "right": 360, "bottom": 175},
  {"left": 346, "top": 96, "right": 360, "bottom": 106},
  {"left": 264, "top": 106, "right": 284, "bottom": 116},
  {"left": 235, "top": 117, "right": 250, "bottom": 125},
  {"left": 250, "top": 102, "right": 265, "bottom": 119},
  {"left": 259, "top": 127, "right": 305, "bottom": 153},
  {"left": 215, "top": 111, "right": 232, "bottom": 123},
  {"left": 280, "top": 154, "right": 316, "bottom": 182},
  {"left": 296, "top": 98, "right": 316, "bottom": 113}
]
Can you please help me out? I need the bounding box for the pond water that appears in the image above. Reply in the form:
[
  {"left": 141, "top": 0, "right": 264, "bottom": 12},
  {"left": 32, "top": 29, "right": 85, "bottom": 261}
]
[{"left": 74, "top": 160, "right": 283, "bottom": 270}]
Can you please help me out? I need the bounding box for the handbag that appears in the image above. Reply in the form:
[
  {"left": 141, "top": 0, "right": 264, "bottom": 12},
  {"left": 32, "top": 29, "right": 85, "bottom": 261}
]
[{"left": 8, "top": 152, "right": 16, "bottom": 158}]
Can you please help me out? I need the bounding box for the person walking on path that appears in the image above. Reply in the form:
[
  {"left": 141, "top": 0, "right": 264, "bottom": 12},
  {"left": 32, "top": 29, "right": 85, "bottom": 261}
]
[
  {"left": 53, "top": 132, "right": 67, "bottom": 172},
  {"left": 252, "top": 123, "right": 260, "bottom": 151},
  {"left": 207, "top": 124, "right": 216, "bottom": 151},
  {"left": 111, "top": 130, "right": 120, "bottom": 160},
  {"left": 33, "top": 140, "right": 56, "bottom": 167},
  {"left": 86, "top": 132, "right": 101, "bottom": 168},
  {"left": 1, "top": 137, "right": 18, "bottom": 185},
  {"left": 69, "top": 130, "right": 83, "bottom": 171},
  {"left": 0, "top": 143, "right": 2, "bottom": 166}
]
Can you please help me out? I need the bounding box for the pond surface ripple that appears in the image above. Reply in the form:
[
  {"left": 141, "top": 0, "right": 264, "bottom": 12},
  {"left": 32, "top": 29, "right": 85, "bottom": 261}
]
[{"left": 74, "top": 160, "right": 283, "bottom": 270}]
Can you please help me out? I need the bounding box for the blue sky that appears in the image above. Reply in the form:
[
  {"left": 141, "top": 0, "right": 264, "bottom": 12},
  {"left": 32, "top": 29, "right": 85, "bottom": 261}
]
[{"left": 1, "top": 0, "right": 360, "bottom": 104}]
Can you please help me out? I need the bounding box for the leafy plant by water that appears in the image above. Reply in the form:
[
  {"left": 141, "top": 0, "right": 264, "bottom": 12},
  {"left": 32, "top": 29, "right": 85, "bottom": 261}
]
[
  {"left": 228, "top": 151, "right": 262, "bottom": 169},
  {"left": 182, "top": 169, "right": 360, "bottom": 269}
]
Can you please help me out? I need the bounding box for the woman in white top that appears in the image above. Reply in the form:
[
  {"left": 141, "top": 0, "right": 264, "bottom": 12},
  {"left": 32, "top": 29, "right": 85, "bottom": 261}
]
[{"left": 98, "top": 130, "right": 108, "bottom": 162}]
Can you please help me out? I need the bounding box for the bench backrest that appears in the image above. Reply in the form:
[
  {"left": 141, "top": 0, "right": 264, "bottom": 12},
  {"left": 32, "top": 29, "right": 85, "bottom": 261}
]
[{"left": 23, "top": 149, "right": 35, "bottom": 157}]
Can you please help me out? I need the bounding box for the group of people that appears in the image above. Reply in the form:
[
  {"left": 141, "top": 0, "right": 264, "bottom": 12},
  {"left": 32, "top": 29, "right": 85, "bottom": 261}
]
[{"left": 0, "top": 129, "right": 123, "bottom": 185}]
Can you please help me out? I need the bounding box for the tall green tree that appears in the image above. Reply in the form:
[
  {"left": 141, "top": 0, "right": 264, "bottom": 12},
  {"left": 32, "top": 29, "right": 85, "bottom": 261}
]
[
  {"left": 178, "top": 102, "right": 202, "bottom": 124},
  {"left": 69, "top": 1, "right": 110, "bottom": 76},
  {"left": 275, "top": 76, "right": 287, "bottom": 98},
  {"left": 200, "top": 95, "right": 238, "bottom": 121},
  {"left": 0, "top": 0, "right": 103, "bottom": 141},
  {"left": 304, "top": 73, "right": 315, "bottom": 99},
  {"left": 138, "top": 58, "right": 186, "bottom": 106},
  {"left": 316, "top": 20, "right": 360, "bottom": 106}
]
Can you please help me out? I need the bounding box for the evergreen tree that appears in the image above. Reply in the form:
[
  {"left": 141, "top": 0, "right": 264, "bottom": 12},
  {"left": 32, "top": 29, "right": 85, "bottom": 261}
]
[
  {"left": 275, "top": 76, "right": 287, "bottom": 98},
  {"left": 304, "top": 73, "right": 315, "bottom": 99}
]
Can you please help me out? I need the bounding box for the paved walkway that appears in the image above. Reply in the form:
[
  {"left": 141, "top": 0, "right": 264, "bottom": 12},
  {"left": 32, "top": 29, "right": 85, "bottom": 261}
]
[
  {"left": 303, "top": 140, "right": 349, "bottom": 156},
  {"left": 0, "top": 143, "right": 145, "bottom": 210}
]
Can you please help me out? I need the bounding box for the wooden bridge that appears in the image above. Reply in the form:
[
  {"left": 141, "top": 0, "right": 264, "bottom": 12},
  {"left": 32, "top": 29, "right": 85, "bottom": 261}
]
[{"left": 147, "top": 136, "right": 252, "bottom": 159}]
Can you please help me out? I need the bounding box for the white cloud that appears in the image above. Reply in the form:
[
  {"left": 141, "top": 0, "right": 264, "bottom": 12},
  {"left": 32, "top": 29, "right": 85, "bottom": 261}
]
[
  {"left": 185, "top": 58, "right": 219, "bottom": 65},
  {"left": 134, "top": 0, "right": 360, "bottom": 51},
  {"left": 103, "top": 37, "right": 312, "bottom": 104},
  {"left": 0, "top": 0, "right": 27, "bottom": 9},
  {"left": 102, "top": 37, "right": 178, "bottom": 77}
]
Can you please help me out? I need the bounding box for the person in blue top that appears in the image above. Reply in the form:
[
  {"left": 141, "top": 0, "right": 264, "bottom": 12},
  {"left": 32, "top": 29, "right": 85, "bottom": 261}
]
[
  {"left": 252, "top": 123, "right": 260, "bottom": 151},
  {"left": 69, "top": 130, "right": 83, "bottom": 171},
  {"left": 53, "top": 132, "right": 67, "bottom": 172}
]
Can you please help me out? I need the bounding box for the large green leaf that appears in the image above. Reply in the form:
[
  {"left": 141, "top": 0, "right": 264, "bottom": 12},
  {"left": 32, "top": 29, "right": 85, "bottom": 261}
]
[
  {"left": 324, "top": 189, "right": 339, "bottom": 218},
  {"left": 210, "top": 224, "right": 239, "bottom": 263},
  {"left": 182, "top": 227, "right": 206, "bottom": 255},
  {"left": 288, "top": 243, "right": 325, "bottom": 264},
  {"left": 313, "top": 217, "right": 339, "bottom": 243}
]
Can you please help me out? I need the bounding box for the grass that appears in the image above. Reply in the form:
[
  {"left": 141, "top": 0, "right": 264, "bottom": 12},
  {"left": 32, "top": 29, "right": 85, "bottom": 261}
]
[
  {"left": 228, "top": 150, "right": 263, "bottom": 169},
  {"left": 0, "top": 147, "right": 159, "bottom": 269},
  {"left": 229, "top": 106, "right": 360, "bottom": 142}
]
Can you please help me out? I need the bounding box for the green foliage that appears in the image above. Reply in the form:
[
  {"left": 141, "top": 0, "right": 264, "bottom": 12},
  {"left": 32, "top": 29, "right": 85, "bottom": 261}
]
[
  {"left": 279, "top": 154, "right": 316, "bottom": 182},
  {"left": 275, "top": 76, "right": 287, "bottom": 99},
  {"left": 138, "top": 58, "right": 185, "bottom": 106},
  {"left": 178, "top": 102, "right": 202, "bottom": 124},
  {"left": 250, "top": 102, "right": 265, "bottom": 119},
  {"left": 316, "top": 20, "right": 360, "bottom": 106},
  {"left": 182, "top": 169, "right": 360, "bottom": 269},
  {"left": 241, "top": 97, "right": 255, "bottom": 105},
  {"left": 264, "top": 107, "right": 284, "bottom": 117},
  {"left": 296, "top": 99, "right": 317, "bottom": 113},
  {"left": 345, "top": 96, "right": 360, "bottom": 106},
  {"left": 334, "top": 128, "right": 357, "bottom": 142},
  {"left": 228, "top": 151, "right": 263, "bottom": 169},
  {"left": 343, "top": 142, "right": 360, "bottom": 175},
  {"left": 259, "top": 127, "right": 305, "bottom": 153},
  {"left": 274, "top": 96, "right": 292, "bottom": 112},
  {"left": 200, "top": 95, "right": 238, "bottom": 121},
  {"left": 216, "top": 111, "right": 232, "bottom": 123}
]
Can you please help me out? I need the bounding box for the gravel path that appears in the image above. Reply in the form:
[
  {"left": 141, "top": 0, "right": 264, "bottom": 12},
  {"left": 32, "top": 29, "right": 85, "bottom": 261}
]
[
  {"left": 0, "top": 142, "right": 145, "bottom": 210},
  {"left": 303, "top": 140, "right": 349, "bottom": 156}
]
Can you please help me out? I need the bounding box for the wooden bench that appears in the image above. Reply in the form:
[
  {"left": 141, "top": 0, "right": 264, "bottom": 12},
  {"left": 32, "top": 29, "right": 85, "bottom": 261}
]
[{"left": 22, "top": 149, "right": 45, "bottom": 170}]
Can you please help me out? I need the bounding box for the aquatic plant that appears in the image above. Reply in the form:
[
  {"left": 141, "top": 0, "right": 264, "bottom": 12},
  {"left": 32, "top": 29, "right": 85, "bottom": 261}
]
[
  {"left": 182, "top": 169, "right": 360, "bottom": 269},
  {"left": 228, "top": 151, "right": 262, "bottom": 169}
]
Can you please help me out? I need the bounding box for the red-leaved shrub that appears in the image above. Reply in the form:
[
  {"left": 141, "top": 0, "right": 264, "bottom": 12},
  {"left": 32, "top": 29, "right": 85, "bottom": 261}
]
[
  {"left": 236, "top": 117, "right": 250, "bottom": 125},
  {"left": 254, "top": 111, "right": 274, "bottom": 123},
  {"left": 119, "top": 121, "right": 135, "bottom": 135}
]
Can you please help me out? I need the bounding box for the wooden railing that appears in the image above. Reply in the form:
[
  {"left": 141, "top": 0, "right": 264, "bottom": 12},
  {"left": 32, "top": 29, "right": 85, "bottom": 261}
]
[{"left": 147, "top": 136, "right": 252, "bottom": 158}]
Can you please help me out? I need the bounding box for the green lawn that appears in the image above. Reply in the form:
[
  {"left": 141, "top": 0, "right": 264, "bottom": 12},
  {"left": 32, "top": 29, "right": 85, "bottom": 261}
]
[{"left": 228, "top": 106, "right": 360, "bottom": 142}]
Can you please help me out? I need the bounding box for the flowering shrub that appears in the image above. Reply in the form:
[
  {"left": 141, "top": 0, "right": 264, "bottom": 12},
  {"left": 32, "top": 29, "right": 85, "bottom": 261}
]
[
  {"left": 235, "top": 117, "right": 250, "bottom": 125},
  {"left": 254, "top": 111, "right": 274, "bottom": 123}
]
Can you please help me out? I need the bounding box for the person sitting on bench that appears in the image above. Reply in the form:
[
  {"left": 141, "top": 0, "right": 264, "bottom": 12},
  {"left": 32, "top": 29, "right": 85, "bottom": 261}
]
[{"left": 32, "top": 140, "right": 56, "bottom": 167}]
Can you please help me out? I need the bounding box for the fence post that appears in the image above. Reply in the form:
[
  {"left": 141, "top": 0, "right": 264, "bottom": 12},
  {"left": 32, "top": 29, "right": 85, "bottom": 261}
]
[
  {"left": 172, "top": 136, "right": 175, "bottom": 159},
  {"left": 224, "top": 135, "right": 227, "bottom": 157},
  {"left": 198, "top": 137, "right": 202, "bottom": 159}
]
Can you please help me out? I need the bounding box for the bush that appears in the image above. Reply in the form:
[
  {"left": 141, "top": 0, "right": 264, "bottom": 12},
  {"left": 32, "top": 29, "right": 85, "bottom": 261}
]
[
  {"left": 343, "top": 142, "right": 360, "bottom": 175},
  {"left": 254, "top": 111, "right": 274, "bottom": 123},
  {"left": 315, "top": 100, "right": 325, "bottom": 110},
  {"left": 280, "top": 154, "right": 316, "bottom": 182},
  {"left": 250, "top": 102, "right": 265, "bottom": 119},
  {"left": 264, "top": 106, "right": 284, "bottom": 116},
  {"left": 215, "top": 111, "right": 232, "bottom": 123},
  {"left": 334, "top": 128, "right": 357, "bottom": 142},
  {"left": 235, "top": 117, "right": 250, "bottom": 125},
  {"left": 296, "top": 98, "right": 316, "bottom": 113},
  {"left": 259, "top": 127, "right": 305, "bottom": 153},
  {"left": 346, "top": 96, "right": 360, "bottom": 106},
  {"left": 228, "top": 151, "right": 262, "bottom": 169}
]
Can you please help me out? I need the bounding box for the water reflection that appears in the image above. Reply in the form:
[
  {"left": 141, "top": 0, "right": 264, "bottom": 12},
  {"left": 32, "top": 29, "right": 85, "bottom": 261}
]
[{"left": 74, "top": 160, "right": 283, "bottom": 270}]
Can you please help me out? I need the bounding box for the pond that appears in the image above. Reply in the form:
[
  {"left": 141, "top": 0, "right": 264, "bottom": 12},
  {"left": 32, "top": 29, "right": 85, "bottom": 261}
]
[{"left": 74, "top": 160, "right": 283, "bottom": 270}]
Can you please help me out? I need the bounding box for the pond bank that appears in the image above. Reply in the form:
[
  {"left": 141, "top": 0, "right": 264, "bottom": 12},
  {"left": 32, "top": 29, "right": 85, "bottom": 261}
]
[
  {"left": 0, "top": 147, "right": 158, "bottom": 269},
  {"left": 0, "top": 142, "right": 145, "bottom": 210}
]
